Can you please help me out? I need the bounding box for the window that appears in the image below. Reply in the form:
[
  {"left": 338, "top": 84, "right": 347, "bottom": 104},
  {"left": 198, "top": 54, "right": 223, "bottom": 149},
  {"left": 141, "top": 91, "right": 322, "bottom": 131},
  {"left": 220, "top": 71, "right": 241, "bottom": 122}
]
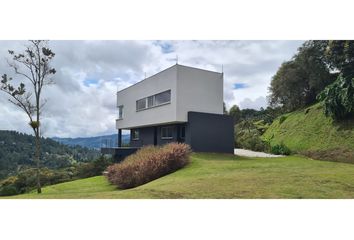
[
  {"left": 147, "top": 96, "right": 155, "bottom": 108},
  {"left": 161, "top": 126, "right": 173, "bottom": 139},
  {"left": 136, "top": 90, "right": 171, "bottom": 111},
  {"left": 180, "top": 126, "right": 185, "bottom": 139},
  {"left": 131, "top": 129, "right": 139, "bottom": 140},
  {"left": 118, "top": 105, "right": 123, "bottom": 119},
  {"left": 136, "top": 99, "right": 146, "bottom": 111},
  {"left": 155, "top": 90, "right": 171, "bottom": 105}
]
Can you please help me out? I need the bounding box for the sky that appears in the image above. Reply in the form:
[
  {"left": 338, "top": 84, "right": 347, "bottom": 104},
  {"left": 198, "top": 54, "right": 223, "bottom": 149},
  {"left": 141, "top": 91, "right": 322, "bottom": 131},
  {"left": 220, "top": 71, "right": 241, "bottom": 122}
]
[{"left": 0, "top": 40, "right": 303, "bottom": 138}]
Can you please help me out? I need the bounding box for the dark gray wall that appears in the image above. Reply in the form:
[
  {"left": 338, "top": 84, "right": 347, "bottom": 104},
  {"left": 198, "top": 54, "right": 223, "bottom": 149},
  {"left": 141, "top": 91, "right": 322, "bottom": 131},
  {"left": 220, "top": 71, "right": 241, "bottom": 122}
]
[
  {"left": 128, "top": 112, "right": 234, "bottom": 154},
  {"left": 186, "top": 111, "right": 234, "bottom": 153},
  {"left": 130, "top": 124, "right": 186, "bottom": 147}
]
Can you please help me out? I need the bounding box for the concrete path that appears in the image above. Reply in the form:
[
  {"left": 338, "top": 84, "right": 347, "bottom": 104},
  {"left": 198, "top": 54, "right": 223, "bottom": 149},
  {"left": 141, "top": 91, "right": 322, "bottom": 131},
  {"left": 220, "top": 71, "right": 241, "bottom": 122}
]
[{"left": 234, "top": 148, "right": 284, "bottom": 158}]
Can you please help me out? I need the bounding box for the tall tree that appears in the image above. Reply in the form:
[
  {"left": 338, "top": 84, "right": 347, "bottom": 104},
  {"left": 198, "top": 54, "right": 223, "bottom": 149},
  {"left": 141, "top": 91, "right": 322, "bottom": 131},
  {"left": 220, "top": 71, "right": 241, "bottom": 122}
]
[
  {"left": 317, "top": 40, "right": 354, "bottom": 120},
  {"left": 0, "top": 40, "right": 56, "bottom": 193},
  {"left": 325, "top": 40, "right": 354, "bottom": 78},
  {"left": 228, "top": 104, "right": 241, "bottom": 123},
  {"left": 269, "top": 40, "right": 334, "bottom": 112}
]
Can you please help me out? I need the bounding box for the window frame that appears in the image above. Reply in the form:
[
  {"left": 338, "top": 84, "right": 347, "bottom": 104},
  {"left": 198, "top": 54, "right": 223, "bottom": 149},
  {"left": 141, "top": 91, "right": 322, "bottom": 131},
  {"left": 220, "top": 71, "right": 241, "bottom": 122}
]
[
  {"left": 136, "top": 90, "right": 171, "bottom": 112},
  {"left": 117, "top": 105, "right": 124, "bottom": 120},
  {"left": 161, "top": 126, "right": 174, "bottom": 140},
  {"left": 131, "top": 129, "right": 140, "bottom": 140}
]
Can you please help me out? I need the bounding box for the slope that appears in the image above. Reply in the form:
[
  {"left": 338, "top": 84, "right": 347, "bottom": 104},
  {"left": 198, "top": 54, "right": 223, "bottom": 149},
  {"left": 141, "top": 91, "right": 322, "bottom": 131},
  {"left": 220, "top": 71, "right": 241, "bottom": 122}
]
[{"left": 263, "top": 104, "right": 354, "bottom": 162}]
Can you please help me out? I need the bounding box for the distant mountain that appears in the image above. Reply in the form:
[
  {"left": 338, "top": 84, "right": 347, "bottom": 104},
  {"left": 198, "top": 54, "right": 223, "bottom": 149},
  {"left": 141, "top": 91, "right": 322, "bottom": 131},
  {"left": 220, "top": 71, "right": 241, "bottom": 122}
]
[{"left": 52, "top": 134, "right": 130, "bottom": 150}]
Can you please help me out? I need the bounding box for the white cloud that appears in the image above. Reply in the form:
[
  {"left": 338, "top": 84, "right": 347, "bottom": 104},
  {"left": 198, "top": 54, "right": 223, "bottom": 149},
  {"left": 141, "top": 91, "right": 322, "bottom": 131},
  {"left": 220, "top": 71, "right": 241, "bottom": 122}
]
[
  {"left": 0, "top": 40, "right": 303, "bottom": 137},
  {"left": 239, "top": 96, "right": 268, "bottom": 110}
]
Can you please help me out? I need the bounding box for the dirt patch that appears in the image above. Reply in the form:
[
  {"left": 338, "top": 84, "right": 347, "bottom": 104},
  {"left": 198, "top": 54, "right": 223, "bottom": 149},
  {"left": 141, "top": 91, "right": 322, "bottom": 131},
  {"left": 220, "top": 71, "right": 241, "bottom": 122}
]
[{"left": 302, "top": 148, "right": 354, "bottom": 164}]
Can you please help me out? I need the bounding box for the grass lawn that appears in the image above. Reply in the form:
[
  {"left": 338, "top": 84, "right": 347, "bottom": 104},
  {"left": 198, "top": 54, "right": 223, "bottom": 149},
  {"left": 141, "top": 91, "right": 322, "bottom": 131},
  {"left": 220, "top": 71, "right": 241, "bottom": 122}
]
[{"left": 4, "top": 152, "right": 354, "bottom": 199}]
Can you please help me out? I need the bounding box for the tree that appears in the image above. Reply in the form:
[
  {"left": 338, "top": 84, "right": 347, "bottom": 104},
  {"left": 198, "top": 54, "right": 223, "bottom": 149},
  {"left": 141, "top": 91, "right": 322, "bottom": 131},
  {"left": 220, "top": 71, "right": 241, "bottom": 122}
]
[
  {"left": 269, "top": 40, "right": 334, "bottom": 112},
  {"left": 0, "top": 40, "right": 56, "bottom": 193},
  {"left": 223, "top": 102, "right": 228, "bottom": 114},
  {"left": 325, "top": 40, "right": 354, "bottom": 79},
  {"left": 228, "top": 105, "right": 241, "bottom": 123},
  {"left": 317, "top": 74, "right": 354, "bottom": 120}
]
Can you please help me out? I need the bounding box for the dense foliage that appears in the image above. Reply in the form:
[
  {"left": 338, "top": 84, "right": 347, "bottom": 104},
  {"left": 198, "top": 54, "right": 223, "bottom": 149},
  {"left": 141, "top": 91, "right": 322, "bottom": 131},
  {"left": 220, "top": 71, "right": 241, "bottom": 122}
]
[
  {"left": 106, "top": 143, "right": 191, "bottom": 189},
  {"left": 269, "top": 41, "right": 334, "bottom": 112},
  {"left": 228, "top": 105, "right": 283, "bottom": 124},
  {"left": 317, "top": 74, "right": 354, "bottom": 120},
  {"left": 0, "top": 130, "right": 99, "bottom": 180},
  {"left": 0, "top": 156, "right": 112, "bottom": 196},
  {"left": 316, "top": 41, "right": 354, "bottom": 120},
  {"left": 235, "top": 120, "right": 270, "bottom": 152}
]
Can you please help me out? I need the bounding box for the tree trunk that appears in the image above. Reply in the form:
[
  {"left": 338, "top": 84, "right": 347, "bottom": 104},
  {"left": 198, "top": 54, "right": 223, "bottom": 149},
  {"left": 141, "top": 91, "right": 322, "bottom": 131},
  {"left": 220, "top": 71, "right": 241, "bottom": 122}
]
[{"left": 35, "top": 129, "right": 42, "bottom": 194}]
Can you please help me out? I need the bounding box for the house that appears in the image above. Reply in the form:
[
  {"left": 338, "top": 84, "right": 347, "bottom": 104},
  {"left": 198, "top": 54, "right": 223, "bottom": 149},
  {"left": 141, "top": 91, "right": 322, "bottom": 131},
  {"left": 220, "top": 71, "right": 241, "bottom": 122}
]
[{"left": 102, "top": 64, "right": 234, "bottom": 160}]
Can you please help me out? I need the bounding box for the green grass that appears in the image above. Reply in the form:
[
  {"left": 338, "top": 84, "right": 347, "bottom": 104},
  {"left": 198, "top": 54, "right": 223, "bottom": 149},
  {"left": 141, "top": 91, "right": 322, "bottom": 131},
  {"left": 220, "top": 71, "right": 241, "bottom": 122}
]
[
  {"left": 263, "top": 103, "right": 354, "bottom": 160},
  {"left": 4, "top": 152, "right": 354, "bottom": 199}
]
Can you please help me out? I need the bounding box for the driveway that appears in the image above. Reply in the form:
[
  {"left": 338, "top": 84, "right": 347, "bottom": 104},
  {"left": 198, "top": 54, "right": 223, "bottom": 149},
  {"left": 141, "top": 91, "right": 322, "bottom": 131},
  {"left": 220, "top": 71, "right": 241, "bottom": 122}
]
[{"left": 234, "top": 148, "right": 283, "bottom": 158}]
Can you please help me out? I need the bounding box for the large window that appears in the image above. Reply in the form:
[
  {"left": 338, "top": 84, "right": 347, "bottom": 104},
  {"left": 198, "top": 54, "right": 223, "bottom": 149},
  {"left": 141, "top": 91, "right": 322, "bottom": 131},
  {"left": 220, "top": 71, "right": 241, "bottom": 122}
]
[
  {"left": 118, "top": 105, "right": 123, "bottom": 119},
  {"left": 136, "top": 90, "right": 171, "bottom": 111},
  {"left": 131, "top": 129, "right": 139, "bottom": 140},
  {"left": 161, "top": 126, "right": 173, "bottom": 139},
  {"left": 155, "top": 90, "right": 171, "bottom": 105}
]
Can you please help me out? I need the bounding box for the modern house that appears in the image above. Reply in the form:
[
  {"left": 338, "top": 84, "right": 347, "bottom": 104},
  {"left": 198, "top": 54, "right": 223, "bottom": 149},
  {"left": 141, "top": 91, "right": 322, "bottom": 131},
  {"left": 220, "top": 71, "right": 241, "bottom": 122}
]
[{"left": 102, "top": 64, "right": 234, "bottom": 160}]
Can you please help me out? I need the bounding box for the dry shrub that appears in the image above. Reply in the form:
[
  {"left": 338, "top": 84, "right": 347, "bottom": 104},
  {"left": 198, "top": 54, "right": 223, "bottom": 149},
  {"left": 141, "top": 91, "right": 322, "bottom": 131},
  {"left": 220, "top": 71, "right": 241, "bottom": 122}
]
[{"left": 106, "top": 143, "right": 192, "bottom": 189}]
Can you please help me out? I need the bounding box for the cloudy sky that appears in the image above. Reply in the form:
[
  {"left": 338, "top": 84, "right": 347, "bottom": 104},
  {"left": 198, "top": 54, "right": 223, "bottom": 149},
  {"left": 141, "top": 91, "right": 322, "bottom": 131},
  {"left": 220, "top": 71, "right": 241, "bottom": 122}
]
[{"left": 0, "top": 40, "right": 303, "bottom": 138}]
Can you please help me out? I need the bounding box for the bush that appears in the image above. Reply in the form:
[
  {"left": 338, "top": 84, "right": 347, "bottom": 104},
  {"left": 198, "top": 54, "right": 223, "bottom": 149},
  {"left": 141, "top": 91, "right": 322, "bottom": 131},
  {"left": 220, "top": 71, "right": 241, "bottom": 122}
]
[
  {"left": 106, "top": 143, "right": 192, "bottom": 189},
  {"left": 0, "top": 185, "right": 18, "bottom": 196},
  {"left": 76, "top": 155, "right": 113, "bottom": 178},
  {"left": 271, "top": 143, "right": 291, "bottom": 155}
]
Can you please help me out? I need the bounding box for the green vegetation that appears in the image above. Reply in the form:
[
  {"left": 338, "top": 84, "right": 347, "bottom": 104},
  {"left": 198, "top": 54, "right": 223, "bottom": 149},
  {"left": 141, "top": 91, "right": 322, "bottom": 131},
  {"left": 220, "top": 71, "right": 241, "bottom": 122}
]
[
  {"left": 0, "top": 130, "right": 99, "bottom": 180},
  {"left": 263, "top": 104, "right": 354, "bottom": 162},
  {"left": 0, "top": 156, "right": 112, "bottom": 196},
  {"left": 318, "top": 74, "right": 354, "bottom": 120},
  {"left": 6, "top": 152, "right": 354, "bottom": 199}
]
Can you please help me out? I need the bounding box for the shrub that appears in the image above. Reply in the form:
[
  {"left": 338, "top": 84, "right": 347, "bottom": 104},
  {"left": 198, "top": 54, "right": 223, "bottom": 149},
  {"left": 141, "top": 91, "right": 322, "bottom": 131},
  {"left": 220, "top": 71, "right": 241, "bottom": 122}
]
[
  {"left": 76, "top": 155, "right": 113, "bottom": 178},
  {"left": 0, "top": 185, "right": 18, "bottom": 196},
  {"left": 271, "top": 143, "right": 291, "bottom": 155},
  {"left": 106, "top": 143, "right": 192, "bottom": 189}
]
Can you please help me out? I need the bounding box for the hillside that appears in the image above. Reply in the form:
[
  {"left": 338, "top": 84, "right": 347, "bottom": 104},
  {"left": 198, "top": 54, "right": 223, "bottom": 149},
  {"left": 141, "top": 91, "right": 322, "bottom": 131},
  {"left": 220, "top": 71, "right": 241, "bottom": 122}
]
[
  {"left": 52, "top": 134, "right": 130, "bottom": 149},
  {"left": 263, "top": 104, "right": 354, "bottom": 162},
  {"left": 0, "top": 130, "right": 99, "bottom": 179},
  {"left": 6, "top": 152, "right": 354, "bottom": 199}
]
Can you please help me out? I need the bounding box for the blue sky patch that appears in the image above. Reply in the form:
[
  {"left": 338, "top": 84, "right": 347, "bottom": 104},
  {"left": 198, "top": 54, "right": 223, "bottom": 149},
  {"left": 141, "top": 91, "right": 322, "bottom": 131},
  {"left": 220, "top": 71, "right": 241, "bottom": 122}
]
[
  {"left": 84, "top": 79, "right": 99, "bottom": 87},
  {"left": 233, "top": 83, "right": 249, "bottom": 89},
  {"left": 154, "top": 41, "right": 174, "bottom": 54}
]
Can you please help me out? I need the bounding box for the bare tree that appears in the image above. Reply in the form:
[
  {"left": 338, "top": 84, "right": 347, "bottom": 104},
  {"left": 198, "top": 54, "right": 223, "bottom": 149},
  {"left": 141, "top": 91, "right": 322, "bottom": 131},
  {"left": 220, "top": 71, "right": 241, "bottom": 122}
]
[{"left": 0, "top": 40, "right": 56, "bottom": 193}]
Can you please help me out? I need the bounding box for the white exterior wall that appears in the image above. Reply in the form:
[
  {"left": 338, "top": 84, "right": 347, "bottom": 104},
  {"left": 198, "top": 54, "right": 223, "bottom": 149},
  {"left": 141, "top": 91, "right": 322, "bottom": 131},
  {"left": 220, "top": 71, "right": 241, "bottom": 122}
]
[
  {"left": 116, "top": 65, "right": 178, "bottom": 129},
  {"left": 176, "top": 65, "right": 223, "bottom": 121},
  {"left": 116, "top": 64, "right": 223, "bottom": 129}
]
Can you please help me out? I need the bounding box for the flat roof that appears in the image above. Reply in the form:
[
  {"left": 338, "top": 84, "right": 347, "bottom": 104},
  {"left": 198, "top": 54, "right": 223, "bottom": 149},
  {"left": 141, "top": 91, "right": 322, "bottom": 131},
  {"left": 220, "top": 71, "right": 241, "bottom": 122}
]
[{"left": 116, "top": 63, "right": 222, "bottom": 94}]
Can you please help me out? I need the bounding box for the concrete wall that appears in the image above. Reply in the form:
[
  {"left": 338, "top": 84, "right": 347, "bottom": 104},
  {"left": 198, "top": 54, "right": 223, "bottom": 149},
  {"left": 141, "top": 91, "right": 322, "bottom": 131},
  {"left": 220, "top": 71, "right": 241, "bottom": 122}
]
[
  {"left": 116, "top": 64, "right": 223, "bottom": 130},
  {"left": 130, "top": 123, "right": 186, "bottom": 147},
  {"left": 187, "top": 111, "right": 234, "bottom": 154},
  {"left": 176, "top": 65, "right": 224, "bottom": 121},
  {"left": 128, "top": 112, "right": 234, "bottom": 154},
  {"left": 116, "top": 65, "right": 178, "bottom": 129}
]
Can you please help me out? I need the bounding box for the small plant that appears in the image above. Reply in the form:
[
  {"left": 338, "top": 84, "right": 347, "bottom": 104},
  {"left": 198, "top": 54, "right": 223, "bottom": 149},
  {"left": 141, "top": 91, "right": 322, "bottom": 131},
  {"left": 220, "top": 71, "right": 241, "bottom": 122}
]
[
  {"left": 106, "top": 143, "right": 192, "bottom": 189},
  {"left": 271, "top": 142, "right": 291, "bottom": 155}
]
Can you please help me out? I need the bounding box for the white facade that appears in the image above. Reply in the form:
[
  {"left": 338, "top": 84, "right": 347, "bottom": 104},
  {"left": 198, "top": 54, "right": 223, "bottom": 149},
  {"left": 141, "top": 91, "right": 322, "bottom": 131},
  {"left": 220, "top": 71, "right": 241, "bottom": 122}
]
[{"left": 116, "top": 64, "right": 223, "bottom": 129}]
